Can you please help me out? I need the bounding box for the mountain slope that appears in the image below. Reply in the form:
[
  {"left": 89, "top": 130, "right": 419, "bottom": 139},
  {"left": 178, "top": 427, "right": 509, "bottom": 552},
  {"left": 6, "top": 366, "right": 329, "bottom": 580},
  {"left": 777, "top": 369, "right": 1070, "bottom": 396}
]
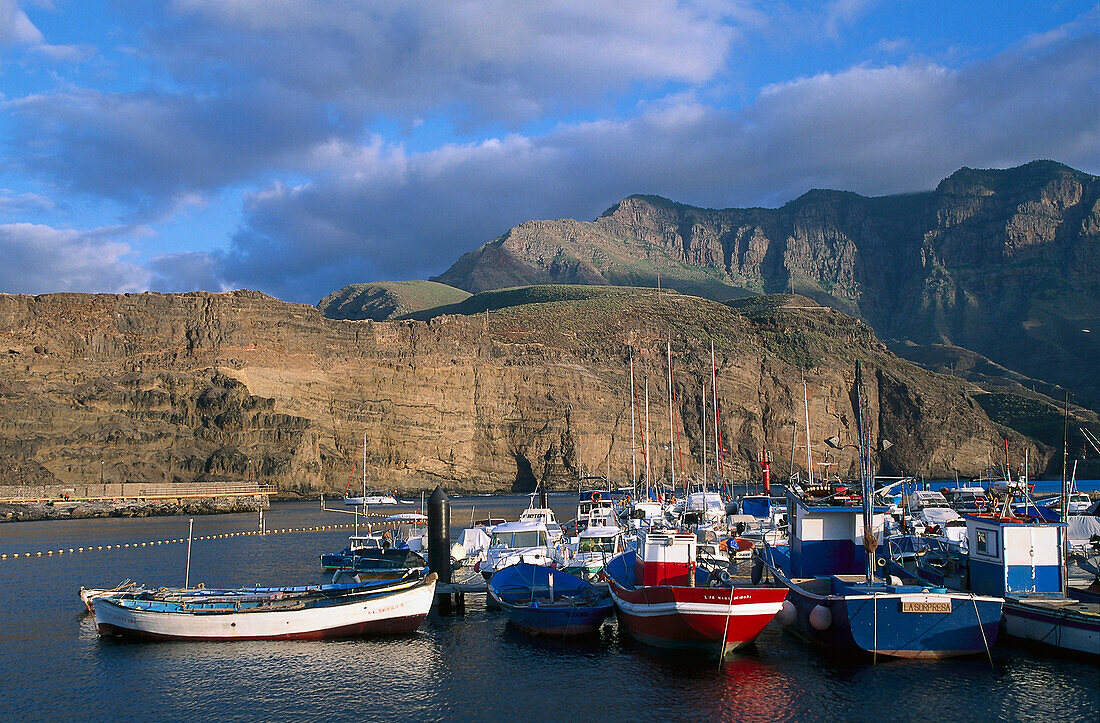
[
  {"left": 0, "top": 289, "right": 1070, "bottom": 495},
  {"left": 432, "top": 161, "right": 1100, "bottom": 409},
  {"left": 318, "top": 280, "right": 470, "bottom": 321}
]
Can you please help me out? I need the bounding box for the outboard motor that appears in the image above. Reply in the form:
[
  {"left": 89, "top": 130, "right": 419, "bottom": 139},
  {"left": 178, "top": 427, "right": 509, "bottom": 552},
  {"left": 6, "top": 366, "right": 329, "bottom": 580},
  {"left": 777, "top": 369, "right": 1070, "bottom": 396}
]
[{"left": 725, "top": 502, "right": 739, "bottom": 517}]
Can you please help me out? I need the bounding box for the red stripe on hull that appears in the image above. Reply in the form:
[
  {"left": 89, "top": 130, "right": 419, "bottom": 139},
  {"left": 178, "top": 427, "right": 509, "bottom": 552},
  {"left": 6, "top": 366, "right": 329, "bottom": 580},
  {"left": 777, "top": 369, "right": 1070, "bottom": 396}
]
[
  {"left": 614, "top": 607, "right": 778, "bottom": 651},
  {"left": 96, "top": 613, "right": 428, "bottom": 641}
]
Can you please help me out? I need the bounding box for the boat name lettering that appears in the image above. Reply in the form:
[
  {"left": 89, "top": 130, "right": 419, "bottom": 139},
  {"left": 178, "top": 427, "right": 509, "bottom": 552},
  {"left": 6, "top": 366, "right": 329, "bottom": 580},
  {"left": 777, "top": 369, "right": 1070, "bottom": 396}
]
[{"left": 900, "top": 600, "right": 951, "bottom": 613}]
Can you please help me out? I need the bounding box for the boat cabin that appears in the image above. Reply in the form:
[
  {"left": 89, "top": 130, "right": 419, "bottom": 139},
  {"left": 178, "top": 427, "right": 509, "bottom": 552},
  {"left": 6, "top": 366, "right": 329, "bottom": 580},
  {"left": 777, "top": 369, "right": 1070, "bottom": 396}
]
[
  {"left": 576, "top": 491, "right": 617, "bottom": 528},
  {"left": 942, "top": 487, "right": 988, "bottom": 514},
  {"left": 635, "top": 529, "right": 696, "bottom": 586},
  {"left": 576, "top": 525, "right": 623, "bottom": 554},
  {"left": 490, "top": 521, "right": 551, "bottom": 549},
  {"left": 786, "top": 490, "right": 887, "bottom": 578},
  {"left": 965, "top": 515, "right": 1066, "bottom": 597}
]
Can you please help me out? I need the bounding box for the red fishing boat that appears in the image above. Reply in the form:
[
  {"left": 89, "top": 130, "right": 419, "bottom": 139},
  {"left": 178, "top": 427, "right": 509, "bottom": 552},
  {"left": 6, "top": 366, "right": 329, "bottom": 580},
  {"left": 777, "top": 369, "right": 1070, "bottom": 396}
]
[{"left": 604, "top": 529, "right": 787, "bottom": 656}]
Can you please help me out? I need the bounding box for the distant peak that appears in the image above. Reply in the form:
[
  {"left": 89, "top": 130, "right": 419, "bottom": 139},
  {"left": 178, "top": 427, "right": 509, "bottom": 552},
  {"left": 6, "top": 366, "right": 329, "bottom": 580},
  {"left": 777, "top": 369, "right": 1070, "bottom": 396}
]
[
  {"left": 936, "top": 160, "right": 1093, "bottom": 195},
  {"left": 600, "top": 194, "right": 694, "bottom": 219}
]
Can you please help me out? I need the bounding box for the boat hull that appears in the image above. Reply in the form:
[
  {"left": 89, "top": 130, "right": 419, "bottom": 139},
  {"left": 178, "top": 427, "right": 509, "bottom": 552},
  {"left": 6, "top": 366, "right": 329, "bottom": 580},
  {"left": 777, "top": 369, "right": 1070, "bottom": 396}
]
[
  {"left": 605, "top": 551, "right": 786, "bottom": 656},
  {"left": 1002, "top": 597, "right": 1100, "bottom": 657},
  {"left": 93, "top": 576, "right": 437, "bottom": 641},
  {"left": 488, "top": 563, "right": 613, "bottom": 636},
  {"left": 493, "top": 597, "right": 613, "bottom": 636},
  {"left": 769, "top": 570, "right": 1002, "bottom": 658}
]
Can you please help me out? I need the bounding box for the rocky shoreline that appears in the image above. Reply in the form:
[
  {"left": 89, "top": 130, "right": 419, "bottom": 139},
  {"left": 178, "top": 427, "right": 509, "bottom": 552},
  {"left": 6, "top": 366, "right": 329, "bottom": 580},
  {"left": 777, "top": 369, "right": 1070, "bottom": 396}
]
[{"left": 0, "top": 494, "right": 268, "bottom": 523}]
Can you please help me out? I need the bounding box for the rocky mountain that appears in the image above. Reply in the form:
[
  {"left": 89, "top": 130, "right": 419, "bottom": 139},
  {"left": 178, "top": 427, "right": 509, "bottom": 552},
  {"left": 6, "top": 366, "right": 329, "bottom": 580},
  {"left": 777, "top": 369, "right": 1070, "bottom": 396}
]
[
  {"left": 0, "top": 289, "right": 1068, "bottom": 496},
  {"left": 431, "top": 161, "right": 1100, "bottom": 411}
]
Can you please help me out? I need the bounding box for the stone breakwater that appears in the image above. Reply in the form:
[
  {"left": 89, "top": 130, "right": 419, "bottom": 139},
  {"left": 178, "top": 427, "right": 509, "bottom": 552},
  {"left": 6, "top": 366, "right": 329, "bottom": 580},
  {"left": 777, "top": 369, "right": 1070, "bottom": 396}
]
[{"left": 0, "top": 494, "right": 268, "bottom": 523}]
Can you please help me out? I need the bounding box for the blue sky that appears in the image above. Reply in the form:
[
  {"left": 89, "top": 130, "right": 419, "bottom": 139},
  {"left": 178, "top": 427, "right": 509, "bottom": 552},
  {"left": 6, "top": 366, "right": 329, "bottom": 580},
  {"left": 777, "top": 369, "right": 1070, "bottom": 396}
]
[{"left": 1, "top": 1, "right": 1097, "bottom": 303}]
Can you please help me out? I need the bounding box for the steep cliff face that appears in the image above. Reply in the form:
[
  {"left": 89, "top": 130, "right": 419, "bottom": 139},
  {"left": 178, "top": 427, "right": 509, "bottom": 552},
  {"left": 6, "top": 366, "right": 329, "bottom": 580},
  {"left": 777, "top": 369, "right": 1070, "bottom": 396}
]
[
  {"left": 0, "top": 289, "right": 1045, "bottom": 495},
  {"left": 431, "top": 162, "right": 1100, "bottom": 410}
]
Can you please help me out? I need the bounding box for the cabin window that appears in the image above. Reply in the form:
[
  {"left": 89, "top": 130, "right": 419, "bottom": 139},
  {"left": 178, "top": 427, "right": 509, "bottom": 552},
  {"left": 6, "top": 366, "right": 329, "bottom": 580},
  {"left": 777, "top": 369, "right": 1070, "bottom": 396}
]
[
  {"left": 512, "top": 531, "right": 542, "bottom": 547},
  {"left": 975, "top": 529, "right": 996, "bottom": 555},
  {"left": 491, "top": 533, "right": 512, "bottom": 547},
  {"left": 580, "top": 537, "right": 616, "bottom": 553}
]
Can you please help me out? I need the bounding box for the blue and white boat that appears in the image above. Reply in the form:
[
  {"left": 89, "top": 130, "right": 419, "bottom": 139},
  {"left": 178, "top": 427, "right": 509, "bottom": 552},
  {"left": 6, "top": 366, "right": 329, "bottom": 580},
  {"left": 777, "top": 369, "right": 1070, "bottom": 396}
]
[
  {"left": 965, "top": 510, "right": 1099, "bottom": 657},
  {"left": 758, "top": 374, "right": 1002, "bottom": 659},
  {"left": 760, "top": 492, "right": 1003, "bottom": 658},
  {"left": 488, "top": 563, "right": 613, "bottom": 636}
]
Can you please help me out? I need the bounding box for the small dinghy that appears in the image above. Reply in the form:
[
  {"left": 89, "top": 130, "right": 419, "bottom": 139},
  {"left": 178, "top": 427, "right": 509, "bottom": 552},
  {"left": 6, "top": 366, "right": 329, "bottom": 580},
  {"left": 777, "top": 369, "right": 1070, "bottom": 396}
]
[{"left": 488, "top": 563, "right": 613, "bottom": 636}]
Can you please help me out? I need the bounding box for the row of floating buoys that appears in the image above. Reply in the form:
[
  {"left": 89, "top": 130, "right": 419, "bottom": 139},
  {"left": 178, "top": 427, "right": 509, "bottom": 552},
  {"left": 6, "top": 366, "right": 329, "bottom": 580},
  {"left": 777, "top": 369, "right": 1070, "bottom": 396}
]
[{"left": 0, "top": 521, "right": 375, "bottom": 560}]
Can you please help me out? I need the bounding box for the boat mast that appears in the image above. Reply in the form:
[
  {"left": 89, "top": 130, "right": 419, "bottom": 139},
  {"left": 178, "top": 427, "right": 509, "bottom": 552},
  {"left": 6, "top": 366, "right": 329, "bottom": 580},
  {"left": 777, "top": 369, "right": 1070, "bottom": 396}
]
[
  {"left": 666, "top": 338, "right": 676, "bottom": 498},
  {"left": 1061, "top": 392, "right": 1069, "bottom": 596},
  {"left": 644, "top": 365, "right": 652, "bottom": 501},
  {"left": 855, "top": 364, "right": 875, "bottom": 584},
  {"left": 711, "top": 341, "right": 720, "bottom": 491},
  {"left": 702, "top": 379, "right": 707, "bottom": 489},
  {"left": 362, "top": 431, "right": 367, "bottom": 498},
  {"left": 803, "top": 380, "right": 814, "bottom": 487},
  {"left": 630, "top": 355, "right": 637, "bottom": 500}
]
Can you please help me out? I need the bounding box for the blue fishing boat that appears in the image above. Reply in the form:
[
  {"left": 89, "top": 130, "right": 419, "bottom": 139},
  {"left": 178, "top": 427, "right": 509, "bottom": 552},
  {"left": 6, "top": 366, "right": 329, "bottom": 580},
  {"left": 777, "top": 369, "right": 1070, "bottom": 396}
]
[
  {"left": 487, "top": 563, "right": 613, "bottom": 636},
  {"left": 758, "top": 372, "right": 1003, "bottom": 659}
]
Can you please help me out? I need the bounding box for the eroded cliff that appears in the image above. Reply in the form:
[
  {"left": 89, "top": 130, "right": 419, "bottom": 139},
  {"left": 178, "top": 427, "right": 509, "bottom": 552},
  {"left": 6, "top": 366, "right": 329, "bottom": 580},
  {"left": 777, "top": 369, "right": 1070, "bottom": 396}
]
[{"left": 0, "top": 289, "right": 1043, "bottom": 495}]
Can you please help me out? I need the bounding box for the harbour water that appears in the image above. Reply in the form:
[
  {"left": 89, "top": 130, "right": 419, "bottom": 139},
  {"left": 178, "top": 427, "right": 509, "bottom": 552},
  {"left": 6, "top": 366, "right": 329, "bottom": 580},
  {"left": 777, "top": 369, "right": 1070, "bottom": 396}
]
[{"left": 0, "top": 495, "right": 1096, "bottom": 722}]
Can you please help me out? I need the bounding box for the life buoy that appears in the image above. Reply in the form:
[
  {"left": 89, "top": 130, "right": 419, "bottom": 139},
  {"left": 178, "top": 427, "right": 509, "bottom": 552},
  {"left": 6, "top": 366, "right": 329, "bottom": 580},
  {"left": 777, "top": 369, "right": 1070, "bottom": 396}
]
[{"left": 593, "top": 492, "right": 602, "bottom": 503}]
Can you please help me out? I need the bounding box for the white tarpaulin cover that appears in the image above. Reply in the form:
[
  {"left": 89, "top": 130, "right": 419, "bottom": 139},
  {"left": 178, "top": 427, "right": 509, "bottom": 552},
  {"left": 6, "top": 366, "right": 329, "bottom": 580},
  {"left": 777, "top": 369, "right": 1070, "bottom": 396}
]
[
  {"left": 457, "top": 527, "right": 491, "bottom": 554},
  {"left": 1067, "top": 515, "right": 1100, "bottom": 547}
]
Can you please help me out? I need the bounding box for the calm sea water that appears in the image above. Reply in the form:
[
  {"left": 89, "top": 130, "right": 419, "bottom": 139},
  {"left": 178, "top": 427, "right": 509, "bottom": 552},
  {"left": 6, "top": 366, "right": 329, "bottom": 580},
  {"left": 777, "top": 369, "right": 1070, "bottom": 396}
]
[{"left": 0, "top": 494, "right": 1096, "bottom": 722}]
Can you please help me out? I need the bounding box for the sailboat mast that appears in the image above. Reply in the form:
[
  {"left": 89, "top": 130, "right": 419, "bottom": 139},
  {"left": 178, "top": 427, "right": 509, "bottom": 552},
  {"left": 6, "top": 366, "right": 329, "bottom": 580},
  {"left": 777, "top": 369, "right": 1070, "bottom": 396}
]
[
  {"left": 702, "top": 380, "right": 707, "bottom": 489},
  {"left": 362, "top": 432, "right": 367, "bottom": 498},
  {"left": 667, "top": 339, "right": 676, "bottom": 496},
  {"left": 630, "top": 355, "right": 637, "bottom": 500},
  {"left": 644, "top": 368, "right": 652, "bottom": 500},
  {"left": 711, "top": 341, "right": 720, "bottom": 490}
]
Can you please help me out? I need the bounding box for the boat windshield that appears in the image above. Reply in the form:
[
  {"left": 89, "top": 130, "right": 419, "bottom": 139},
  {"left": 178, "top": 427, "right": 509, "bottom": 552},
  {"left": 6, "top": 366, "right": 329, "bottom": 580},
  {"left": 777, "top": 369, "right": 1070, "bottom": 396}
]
[
  {"left": 578, "top": 537, "right": 616, "bottom": 553},
  {"left": 491, "top": 531, "right": 547, "bottom": 547}
]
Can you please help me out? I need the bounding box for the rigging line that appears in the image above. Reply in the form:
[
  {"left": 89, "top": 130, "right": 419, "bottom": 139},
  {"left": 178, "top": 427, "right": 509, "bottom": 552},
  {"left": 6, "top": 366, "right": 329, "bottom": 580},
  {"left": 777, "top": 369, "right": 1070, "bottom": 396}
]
[{"left": 973, "top": 596, "right": 994, "bottom": 669}]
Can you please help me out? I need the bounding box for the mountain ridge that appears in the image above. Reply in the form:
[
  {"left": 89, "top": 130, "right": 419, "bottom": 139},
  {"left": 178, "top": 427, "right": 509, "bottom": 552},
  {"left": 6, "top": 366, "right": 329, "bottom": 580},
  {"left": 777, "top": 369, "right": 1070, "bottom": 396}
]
[{"left": 420, "top": 160, "right": 1098, "bottom": 409}]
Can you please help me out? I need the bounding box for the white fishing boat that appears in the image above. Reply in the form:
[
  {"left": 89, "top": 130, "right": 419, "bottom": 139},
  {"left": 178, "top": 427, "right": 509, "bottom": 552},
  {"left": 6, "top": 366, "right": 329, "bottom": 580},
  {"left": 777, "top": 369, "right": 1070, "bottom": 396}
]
[
  {"left": 93, "top": 573, "right": 437, "bottom": 641},
  {"left": 479, "top": 520, "right": 558, "bottom": 580}
]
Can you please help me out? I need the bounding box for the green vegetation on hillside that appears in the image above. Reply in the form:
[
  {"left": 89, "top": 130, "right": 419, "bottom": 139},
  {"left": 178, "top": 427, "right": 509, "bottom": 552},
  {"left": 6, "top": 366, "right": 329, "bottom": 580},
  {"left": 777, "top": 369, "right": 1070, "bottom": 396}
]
[
  {"left": 400, "top": 284, "right": 646, "bottom": 320},
  {"left": 318, "top": 280, "right": 471, "bottom": 320}
]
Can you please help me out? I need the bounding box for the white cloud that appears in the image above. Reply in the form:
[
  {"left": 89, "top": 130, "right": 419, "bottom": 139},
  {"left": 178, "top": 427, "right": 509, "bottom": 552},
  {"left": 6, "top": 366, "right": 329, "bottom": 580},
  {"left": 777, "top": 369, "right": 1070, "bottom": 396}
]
[
  {"left": 0, "top": 223, "right": 151, "bottom": 294},
  {"left": 159, "top": 1, "right": 738, "bottom": 121},
  {"left": 0, "top": 0, "right": 43, "bottom": 46},
  {"left": 0, "top": 189, "right": 55, "bottom": 214}
]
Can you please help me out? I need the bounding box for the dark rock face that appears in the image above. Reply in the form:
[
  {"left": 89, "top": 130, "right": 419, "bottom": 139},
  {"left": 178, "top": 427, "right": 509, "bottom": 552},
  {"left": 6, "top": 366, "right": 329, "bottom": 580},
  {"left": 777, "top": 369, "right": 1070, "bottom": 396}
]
[
  {"left": 433, "top": 162, "right": 1100, "bottom": 410},
  {"left": 0, "top": 289, "right": 1045, "bottom": 495}
]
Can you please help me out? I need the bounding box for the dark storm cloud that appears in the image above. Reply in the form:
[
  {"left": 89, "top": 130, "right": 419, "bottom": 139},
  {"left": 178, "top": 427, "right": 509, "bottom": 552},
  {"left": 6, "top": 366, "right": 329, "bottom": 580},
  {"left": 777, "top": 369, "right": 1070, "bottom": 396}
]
[{"left": 155, "top": 1, "right": 735, "bottom": 122}]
